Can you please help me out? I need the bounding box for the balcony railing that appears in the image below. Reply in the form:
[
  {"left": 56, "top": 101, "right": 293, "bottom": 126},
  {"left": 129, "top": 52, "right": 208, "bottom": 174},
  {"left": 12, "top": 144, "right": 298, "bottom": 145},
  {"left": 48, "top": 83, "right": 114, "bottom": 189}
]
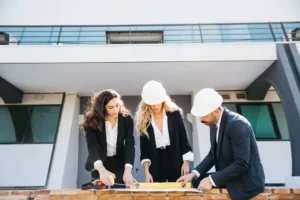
[{"left": 0, "top": 22, "right": 299, "bottom": 45}]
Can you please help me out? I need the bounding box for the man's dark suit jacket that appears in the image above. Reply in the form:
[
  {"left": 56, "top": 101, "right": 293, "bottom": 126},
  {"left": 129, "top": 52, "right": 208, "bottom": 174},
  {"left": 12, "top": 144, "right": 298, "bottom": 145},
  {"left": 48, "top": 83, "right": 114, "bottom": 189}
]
[{"left": 194, "top": 107, "right": 265, "bottom": 200}]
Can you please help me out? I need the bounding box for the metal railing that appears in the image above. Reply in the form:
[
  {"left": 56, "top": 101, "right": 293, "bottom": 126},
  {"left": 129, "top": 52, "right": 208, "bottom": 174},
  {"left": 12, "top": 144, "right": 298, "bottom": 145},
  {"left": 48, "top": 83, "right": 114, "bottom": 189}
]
[{"left": 0, "top": 22, "right": 299, "bottom": 45}]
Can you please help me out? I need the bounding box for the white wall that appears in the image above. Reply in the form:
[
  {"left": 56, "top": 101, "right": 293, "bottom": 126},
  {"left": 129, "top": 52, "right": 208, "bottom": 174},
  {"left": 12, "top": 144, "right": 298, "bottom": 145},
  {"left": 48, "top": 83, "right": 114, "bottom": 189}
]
[
  {"left": 0, "top": 0, "right": 299, "bottom": 25},
  {"left": 0, "top": 93, "right": 63, "bottom": 188},
  {"left": 47, "top": 94, "right": 80, "bottom": 189},
  {"left": 257, "top": 142, "right": 291, "bottom": 183},
  {"left": 0, "top": 43, "right": 277, "bottom": 63},
  {"left": 0, "top": 144, "right": 53, "bottom": 187},
  {"left": 296, "top": 42, "right": 300, "bottom": 54}
]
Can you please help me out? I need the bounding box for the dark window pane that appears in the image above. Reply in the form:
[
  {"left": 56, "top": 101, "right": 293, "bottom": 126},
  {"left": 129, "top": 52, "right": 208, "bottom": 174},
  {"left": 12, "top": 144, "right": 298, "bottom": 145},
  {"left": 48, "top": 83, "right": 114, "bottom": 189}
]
[
  {"left": 240, "top": 105, "right": 277, "bottom": 139},
  {"left": 222, "top": 103, "right": 237, "bottom": 113},
  {"left": 0, "top": 107, "right": 17, "bottom": 143},
  {"left": 30, "top": 106, "right": 61, "bottom": 143},
  {"left": 0, "top": 105, "right": 61, "bottom": 144},
  {"left": 272, "top": 103, "right": 289, "bottom": 140}
]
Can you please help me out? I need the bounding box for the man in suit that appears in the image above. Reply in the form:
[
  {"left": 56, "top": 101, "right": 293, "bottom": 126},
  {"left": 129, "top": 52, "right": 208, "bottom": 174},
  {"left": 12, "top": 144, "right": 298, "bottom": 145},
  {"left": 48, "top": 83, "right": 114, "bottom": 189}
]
[{"left": 177, "top": 88, "right": 265, "bottom": 200}]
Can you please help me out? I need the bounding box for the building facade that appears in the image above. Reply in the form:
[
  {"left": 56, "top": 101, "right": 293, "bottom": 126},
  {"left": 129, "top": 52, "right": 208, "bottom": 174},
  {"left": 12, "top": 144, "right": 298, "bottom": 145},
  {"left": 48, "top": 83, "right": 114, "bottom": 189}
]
[{"left": 0, "top": 0, "right": 300, "bottom": 190}]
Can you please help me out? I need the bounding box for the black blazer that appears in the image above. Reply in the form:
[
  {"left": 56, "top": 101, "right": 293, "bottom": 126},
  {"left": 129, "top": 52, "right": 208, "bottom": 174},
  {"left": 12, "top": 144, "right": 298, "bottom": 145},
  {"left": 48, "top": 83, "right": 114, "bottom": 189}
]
[
  {"left": 140, "top": 110, "right": 192, "bottom": 181},
  {"left": 194, "top": 107, "right": 265, "bottom": 200},
  {"left": 84, "top": 114, "right": 135, "bottom": 171}
]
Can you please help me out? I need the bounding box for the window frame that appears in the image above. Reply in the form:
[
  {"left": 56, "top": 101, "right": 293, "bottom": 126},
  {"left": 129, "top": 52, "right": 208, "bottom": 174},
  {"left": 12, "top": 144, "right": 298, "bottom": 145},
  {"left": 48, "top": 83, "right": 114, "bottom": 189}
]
[
  {"left": 106, "top": 31, "right": 164, "bottom": 44},
  {"left": 0, "top": 104, "right": 63, "bottom": 145},
  {"left": 223, "top": 102, "right": 289, "bottom": 141}
]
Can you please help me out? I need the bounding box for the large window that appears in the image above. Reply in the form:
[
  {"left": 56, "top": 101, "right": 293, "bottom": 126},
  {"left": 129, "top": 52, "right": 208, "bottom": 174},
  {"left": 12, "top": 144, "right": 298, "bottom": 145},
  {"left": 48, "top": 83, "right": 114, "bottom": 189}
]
[
  {"left": 0, "top": 105, "right": 62, "bottom": 144},
  {"left": 222, "top": 103, "right": 289, "bottom": 140},
  {"left": 1, "top": 22, "right": 298, "bottom": 45}
]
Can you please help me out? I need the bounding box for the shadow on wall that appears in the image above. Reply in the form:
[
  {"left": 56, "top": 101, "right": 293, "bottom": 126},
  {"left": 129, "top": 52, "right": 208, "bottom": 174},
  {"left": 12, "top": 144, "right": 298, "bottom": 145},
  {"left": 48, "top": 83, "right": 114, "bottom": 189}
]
[{"left": 77, "top": 95, "right": 192, "bottom": 188}]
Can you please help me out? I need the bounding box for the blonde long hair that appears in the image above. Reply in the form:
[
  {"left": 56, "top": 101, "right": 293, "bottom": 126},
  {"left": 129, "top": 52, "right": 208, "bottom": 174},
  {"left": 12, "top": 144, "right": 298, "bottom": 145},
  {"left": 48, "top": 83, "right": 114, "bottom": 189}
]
[{"left": 135, "top": 95, "right": 182, "bottom": 136}]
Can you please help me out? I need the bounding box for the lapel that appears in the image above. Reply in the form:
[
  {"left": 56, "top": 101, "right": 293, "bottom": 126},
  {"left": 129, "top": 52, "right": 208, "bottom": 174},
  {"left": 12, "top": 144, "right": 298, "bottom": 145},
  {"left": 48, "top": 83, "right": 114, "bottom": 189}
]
[
  {"left": 166, "top": 111, "right": 174, "bottom": 147},
  {"left": 116, "top": 114, "right": 124, "bottom": 152},
  {"left": 100, "top": 122, "right": 107, "bottom": 156},
  {"left": 216, "top": 107, "right": 228, "bottom": 159},
  {"left": 211, "top": 125, "right": 217, "bottom": 158},
  {"left": 147, "top": 124, "right": 158, "bottom": 159}
]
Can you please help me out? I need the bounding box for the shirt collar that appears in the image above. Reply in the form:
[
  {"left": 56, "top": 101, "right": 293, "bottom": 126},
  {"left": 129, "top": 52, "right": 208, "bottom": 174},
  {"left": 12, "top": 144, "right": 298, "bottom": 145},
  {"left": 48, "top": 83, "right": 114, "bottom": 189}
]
[
  {"left": 105, "top": 117, "right": 118, "bottom": 128},
  {"left": 151, "top": 109, "right": 167, "bottom": 122},
  {"left": 216, "top": 107, "right": 224, "bottom": 128}
]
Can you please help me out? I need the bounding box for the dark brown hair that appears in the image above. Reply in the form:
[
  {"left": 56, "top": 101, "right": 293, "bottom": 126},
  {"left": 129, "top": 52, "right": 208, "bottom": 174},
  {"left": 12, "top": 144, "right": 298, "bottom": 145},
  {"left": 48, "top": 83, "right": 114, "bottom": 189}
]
[{"left": 80, "top": 89, "right": 130, "bottom": 135}]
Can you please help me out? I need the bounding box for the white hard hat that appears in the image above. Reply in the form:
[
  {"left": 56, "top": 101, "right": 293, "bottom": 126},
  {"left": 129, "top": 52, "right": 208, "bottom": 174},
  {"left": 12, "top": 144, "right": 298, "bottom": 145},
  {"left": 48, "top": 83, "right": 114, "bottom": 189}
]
[
  {"left": 191, "top": 88, "right": 223, "bottom": 117},
  {"left": 141, "top": 80, "right": 167, "bottom": 105}
]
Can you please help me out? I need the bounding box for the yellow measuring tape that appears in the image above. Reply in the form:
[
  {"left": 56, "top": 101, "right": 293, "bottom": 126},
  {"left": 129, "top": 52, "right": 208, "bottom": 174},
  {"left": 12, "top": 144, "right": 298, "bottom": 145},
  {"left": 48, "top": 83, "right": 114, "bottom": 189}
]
[{"left": 129, "top": 182, "right": 192, "bottom": 189}]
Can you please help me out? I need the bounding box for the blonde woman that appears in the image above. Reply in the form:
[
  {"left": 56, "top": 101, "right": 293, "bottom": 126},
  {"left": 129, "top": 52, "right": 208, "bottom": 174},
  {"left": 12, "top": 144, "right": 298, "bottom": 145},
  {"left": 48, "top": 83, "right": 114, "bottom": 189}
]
[
  {"left": 135, "top": 80, "right": 194, "bottom": 182},
  {"left": 81, "top": 89, "right": 135, "bottom": 188}
]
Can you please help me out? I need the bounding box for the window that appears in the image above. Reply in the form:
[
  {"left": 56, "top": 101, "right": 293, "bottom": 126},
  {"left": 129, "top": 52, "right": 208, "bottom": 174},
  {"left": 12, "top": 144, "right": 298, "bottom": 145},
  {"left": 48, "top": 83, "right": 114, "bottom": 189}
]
[
  {"left": 222, "top": 103, "right": 237, "bottom": 113},
  {"left": 222, "top": 103, "right": 289, "bottom": 140},
  {"left": 106, "top": 31, "right": 163, "bottom": 44},
  {"left": 0, "top": 105, "right": 61, "bottom": 144},
  {"left": 283, "top": 23, "right": 300, "bottom": 41},
  {"left": 272, "top": 103, "right": 289, "bottom": 140},
  {"left": 240, "top": 104, "right": 278, "bottom": 139}
]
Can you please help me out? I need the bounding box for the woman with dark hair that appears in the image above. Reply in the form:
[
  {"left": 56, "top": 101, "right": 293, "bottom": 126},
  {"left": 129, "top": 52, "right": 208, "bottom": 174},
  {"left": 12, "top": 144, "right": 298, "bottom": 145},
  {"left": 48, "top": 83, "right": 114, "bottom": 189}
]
[{"left": 81, "top": 89, "right": 135, "bottom": 187}]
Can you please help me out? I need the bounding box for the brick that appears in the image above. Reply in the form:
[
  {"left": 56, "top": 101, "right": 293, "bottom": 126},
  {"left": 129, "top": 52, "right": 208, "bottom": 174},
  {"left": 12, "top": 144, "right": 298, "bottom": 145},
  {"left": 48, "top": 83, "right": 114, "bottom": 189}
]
[
  {"left": 114, "top": 190, "right": 132, "bottom": 196},
  {"left": 0, "top": 197, "right": 29, "bottom": 200},
  {"left": 95, "top": 190, "right": 115, "bottom": 196},
  {"left": 202, "top": 194, "right": 230, "bottom": 200},
  {"left": 250, "top": 194, "right": 269, "bottom": 200},
  {"left": 36, "top": 197, "right": 64, "bottom": 200},
  {"left": 11, "top": 191, "right": 31, "bottom": 196},
  {"left": 134, "top": 196, "right": 166, "bottom": 200},
  {"left": 48, "top": 198, "right": 65, "bottom": 200},
  {"left": 78, "top": 190, "right": 95, "bottom": 195},
  {"left": 34, "top": 197, "right": 50, "bottom": 200},
  {"left": 292, "top": 189, "right": 300, "bottom": 194},
  {"left": 64, "top": 197, "right": 98, "bottom": 200},
  {"left": 203, "top": 189, "right": 221, "bottom": 194},
  {"left": 60, "top": 190, "right": 78, "bottom": 196},
  {"left": 264, "top": 189, "right": 272, "bottom": 193},
  {"left": 221, "top": 189, "right": 228, "bottom": 194},
  {"left": 273, "top": 189, "right": 291, "bottom": 194},
  {"left": 185, "top": 191, "right": 201, "bottom": 196},
  {"left": 132, "top": 191, "right": 150, "bottom": 196},
  {"left": 150, "top": 191, "right": 167, "bottom": 196},
  {"left": 169, "top": 196, "right": 203, "bottom": 200},
  {"left": 50, "top": 190, "right": 61, "bottom": 196},
  {"left": 0, "top": 191, "right": 10, "bottom": 196},
  {"left": 167, "top": 191, "right": 185, "bottom": 196},
  {"left": 270, "top": 195, "right": 300, "bottom": 200},
  {"left": 101, "top": 197, "right": 132, "bottom": 200},
  {"left": 35, "top": 190, "right": 51, "bottom": 195}
]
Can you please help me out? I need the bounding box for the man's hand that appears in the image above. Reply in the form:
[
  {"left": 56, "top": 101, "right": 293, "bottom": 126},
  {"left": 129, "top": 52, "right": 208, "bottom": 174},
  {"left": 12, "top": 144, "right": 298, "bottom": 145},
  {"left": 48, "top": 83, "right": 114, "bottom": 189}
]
[
  {"left": 176, "top": 172, "right": 196, "bottom": 186},
  {"left": 198, "top": 177, "right": 212, "bottom": 191}
]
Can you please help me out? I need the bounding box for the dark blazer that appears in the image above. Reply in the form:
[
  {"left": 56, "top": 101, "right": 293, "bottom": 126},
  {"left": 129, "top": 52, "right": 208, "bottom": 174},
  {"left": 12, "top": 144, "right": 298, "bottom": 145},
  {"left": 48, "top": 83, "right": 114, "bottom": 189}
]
[
  {"left": 140, "top": 110, "right": 192, "bottom": 181},
  {"left": 194, "top": 107, "right": 265, "bottom": 200},
  {"left": 85, "top": 114, "right": 135, "bottom": 171}
]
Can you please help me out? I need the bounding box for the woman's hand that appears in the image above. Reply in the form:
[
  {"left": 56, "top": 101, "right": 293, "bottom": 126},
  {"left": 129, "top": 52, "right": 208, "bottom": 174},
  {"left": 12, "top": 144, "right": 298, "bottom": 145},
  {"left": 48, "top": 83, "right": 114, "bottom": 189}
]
[
  {"left": 181, "top": 160, "right": 190, "bottom": 176},
  {"left": 97, "top": 165, "right": 116, "bottom": 186},
  {"left": 123, "top": 167, "right": 135, "bottom": 186}
]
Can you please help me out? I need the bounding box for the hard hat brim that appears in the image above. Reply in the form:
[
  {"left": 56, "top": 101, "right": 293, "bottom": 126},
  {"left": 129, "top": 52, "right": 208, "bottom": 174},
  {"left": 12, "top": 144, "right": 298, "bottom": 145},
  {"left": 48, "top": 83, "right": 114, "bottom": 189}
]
[
  {"left": 141, "top": 92, "right": 166, "bottom": 105},
  {"left": 191, "top": 101, "right": 222, "bottom": 117}
]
